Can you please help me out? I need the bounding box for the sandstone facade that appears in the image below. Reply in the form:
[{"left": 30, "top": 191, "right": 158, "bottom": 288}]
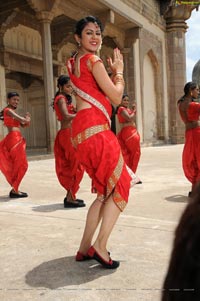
[{"left": 0, "top": 0, "right": 198, "bottom": 152}]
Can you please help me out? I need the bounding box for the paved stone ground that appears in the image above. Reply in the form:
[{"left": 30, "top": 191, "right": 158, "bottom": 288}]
[{"left": 0, "top": 144, "right": 191, "bottom": 301}]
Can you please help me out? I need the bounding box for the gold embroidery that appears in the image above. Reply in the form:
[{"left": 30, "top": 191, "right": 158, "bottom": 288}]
[
  {"left": 107, "top": 152, "right": 123, "bottom": 195},
  {"left": 72, "top": 120, "right": 127, "bottom": 211},
  {"left": 116, "top": 200, "right": 127, "bottom": 211},
  {"left": 72, "top": 124, "right": 109, "bottom": 148},
  {"left": 105, "top": 152, "right": 127, "bottom": 211},
  {"left": 113, "top": 191, "right": 127, "bottom": 212},
  {"left": 95, "top": 194, "right": 106, "bottom": 203},
  {"left": 70, "top": 81, "right": 111, "bottom": 126},
  {"left": 87, "top": 55, "right": 102, "bottom": 71}
]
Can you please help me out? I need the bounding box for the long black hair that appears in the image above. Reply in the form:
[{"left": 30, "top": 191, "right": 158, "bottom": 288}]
[
  {"left": 177, "top": 82, "right": 198, "bottom": 104},
  {"left": 74, "top": 15, "right": 103, "bottom": 37},
  {"left": 0, "top": 92, "right": 19, "bottom": 121},
  {"left": 51, "top": 75, "right": 72, "bottom": 110}
]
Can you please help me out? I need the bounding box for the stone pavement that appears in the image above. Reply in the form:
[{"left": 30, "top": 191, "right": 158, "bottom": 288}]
[{"left": 0, "top": 144, "right": 191, "bottom": 301}]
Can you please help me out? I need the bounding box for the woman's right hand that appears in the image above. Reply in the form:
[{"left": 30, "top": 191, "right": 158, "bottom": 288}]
[
  {"left": 107, "top": 48, "right": 124, "bottom": 75},
  {"left": 24, "top": 112, "right": 31, "bottom": 125}
]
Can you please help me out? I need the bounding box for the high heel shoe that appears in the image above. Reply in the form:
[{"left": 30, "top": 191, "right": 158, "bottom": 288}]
[{"left": 87, "top": 246, "right": 120, "bottom": 269}]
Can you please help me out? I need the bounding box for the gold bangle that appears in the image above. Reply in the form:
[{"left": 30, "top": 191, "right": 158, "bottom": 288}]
[
  {"left": 115, "top": 81, "right": 125, "bottom": 86},
  {"left": 113, "top": 75, "right": 124, "bottom": 81},
  {"left": 115, "top": 72, "right": 123, "bottom": 75},
  {"left": 113, "top": 74, "right": 123, "bottom": 79},
  {"left": 113, "top": 74, "right": 125, "bottom": 86}
]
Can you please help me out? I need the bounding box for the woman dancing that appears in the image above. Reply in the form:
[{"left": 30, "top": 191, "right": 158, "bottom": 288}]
[
  {"left": 67, "top": 16, "right": 133, "bottom": 269},
  {"left": 117, "top": 94, "right": 141, "bottom": 174},
  {"left": 53, "top": 75, "right": 85, "bottom": 208},
  {"left": 177, "top": 82, "right": 200, "bottom": 197},
  {"left": 0, "top": 92, "right": 30, "bottom": 198}
]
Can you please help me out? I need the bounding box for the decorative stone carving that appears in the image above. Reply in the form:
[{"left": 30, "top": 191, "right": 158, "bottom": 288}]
[
  {"left": 27, "top": 0, "right": 60, "bottom": 14},
  {"left": 160, "top": 0, "right": 173, "bottom": 15},
  {"left": 164, "top": 3, "right": 197, "bottom": 31}
]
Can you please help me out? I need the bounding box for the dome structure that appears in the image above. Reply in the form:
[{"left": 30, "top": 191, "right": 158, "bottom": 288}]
[
  {"left": 192, "top": 60, "right": 200, "bottom": 101},
  {"left": 192, "top": 59, "right": 200, "bottom": 86}
]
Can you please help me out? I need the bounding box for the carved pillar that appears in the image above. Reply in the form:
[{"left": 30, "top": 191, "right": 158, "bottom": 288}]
[
  {"left": 121, "top": 48, "right": 130, "bottom": 94},
  {"left": 124, "top": 27, "right": 143, "bottom": 140},
  {"left": 0, "top": 65, "right": 7, "bottom": 140},
  {"left": 37, "top": 11, "right": 56, "bottom": 152},
  {"left": 164, "top": 5, "right": 195, "bottom": 143}
]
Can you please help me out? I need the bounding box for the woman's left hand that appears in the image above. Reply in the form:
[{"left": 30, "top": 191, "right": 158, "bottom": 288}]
[{"left": 107, "top": 48, "right": 124, "bottom": 75}]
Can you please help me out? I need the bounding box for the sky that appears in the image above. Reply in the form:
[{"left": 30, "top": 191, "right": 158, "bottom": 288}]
[{"left": 186, "top": 8, "right": 200, "bottom": 81}]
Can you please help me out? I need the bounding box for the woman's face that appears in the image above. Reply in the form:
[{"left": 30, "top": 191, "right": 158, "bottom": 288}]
[
  {"left": 191, "top": 86, "right": 199, "bottom": 99},
  {"left": 8, "top": 95, "right": 20, "bottom": 109},
  {"left": 122, "top": 96, "right": 129, "bottom": 108},
  {"left": 62, "top": 83, "right": 73, "bottom": 95},
  {"left": 76, "top": 22, "right": 102, "bottom": 54}
]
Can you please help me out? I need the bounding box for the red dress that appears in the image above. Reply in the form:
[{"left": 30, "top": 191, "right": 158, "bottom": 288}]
[
  {"left": 67, "top": 54, "right": 131, "bottom": 211},
  {"left": 53, "top": 94, "right": 84, "bottom": 199},
  {"left": 117, "top": 107, "right": 141, "bottom": 173},
  {"left": 179, "top": 101, "right": 200, "bottom": 185},
  {"left": 0, "top": 108, "right": 28, "bottom": 191}
]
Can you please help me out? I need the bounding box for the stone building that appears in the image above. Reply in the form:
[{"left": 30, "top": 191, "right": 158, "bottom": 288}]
[{"left": 0, "top": 0, "right": 198, "bottom": 153}]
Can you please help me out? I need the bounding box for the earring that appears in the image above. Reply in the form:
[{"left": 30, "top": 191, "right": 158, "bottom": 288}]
[{"left": 77, "top": 41, "right": 81, "bottom": 47}]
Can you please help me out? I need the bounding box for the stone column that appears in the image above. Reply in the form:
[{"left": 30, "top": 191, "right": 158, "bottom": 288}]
[
  {"left": 164, "top": 5, "right": 194, "bottom": 144},
  {"left": 37, "top": 11, "right": 56, "bottom": 153},
  {"left": 121, "top": 48, "right": 130, "bottom": 94},
  {"left": 133, "top": 39, "right": 143, "bottom": 142},
  {"left": 124, "top": 27, "right": 143, "bottom": 140},
  {"left": 0, "top": 65, "right": 7, "bottom": 140}
]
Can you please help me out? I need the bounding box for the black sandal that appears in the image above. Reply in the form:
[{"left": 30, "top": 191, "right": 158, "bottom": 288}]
[
  {"left": 9, "top": 190, "right": 28, "bottom": 198},
  {"left": 64, "top": 197, "right": 86, "bottom": 208}
]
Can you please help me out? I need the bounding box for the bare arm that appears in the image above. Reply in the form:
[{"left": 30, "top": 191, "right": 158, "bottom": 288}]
[
  {"left": 120, "top": 109, "right": 136, "bottom": 122},
  {"left": 6, "top": 109, "right": 31, "bottom": 125},
  {"left": 57, "top": 98, "right": 76, "bottom": 121}
]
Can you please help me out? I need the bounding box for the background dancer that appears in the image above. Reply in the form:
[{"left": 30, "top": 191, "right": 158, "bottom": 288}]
[{"left": 0, "top": 92, "right": 30, "bottom": 198}]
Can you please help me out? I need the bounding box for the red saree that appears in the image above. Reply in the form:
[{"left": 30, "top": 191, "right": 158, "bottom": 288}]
[
  {"left": 179, "top": 102, "right": 200, "bottom": 186},
  {"left": 117, "top": 107, "right": 141, "bottom": 173},
  {"left": 53, "top": 94, "right": 84, "bottom": 199},
  {"left": 67, "top": 53, "right": 131, "bottom": 211},
  {"left": 0, "top": 131, "right": 28, "bottom": 192},
  {"left": 54, "top": 128, "right": 84, "bottom": 199}
]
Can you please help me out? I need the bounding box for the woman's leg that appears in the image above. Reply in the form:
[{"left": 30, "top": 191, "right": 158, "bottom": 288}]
[
  {"left": 126, "top": 133, "right": 141, "bottom": 173},
  {"left": 11, "top": 141, "right": 28, "bottom": 192},
  {"left": 78, "top": 196, "right": 104, "bottom": 254},
  {"left": 92, "top": 195, "right": 121, "bottom": 261}
]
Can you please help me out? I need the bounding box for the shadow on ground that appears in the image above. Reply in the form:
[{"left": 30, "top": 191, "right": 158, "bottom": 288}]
[
  {"left": 165, "top": 194, "right": 188, "bottom": 203},
  {"left": 25, "top": 256, "right": 116, "bottom": 289},
  {"left": 0, "top": 195, "right": 10, "bottom": 202},
  {"left": 32, "top": 204, "right": 79, "bottom": 212}
]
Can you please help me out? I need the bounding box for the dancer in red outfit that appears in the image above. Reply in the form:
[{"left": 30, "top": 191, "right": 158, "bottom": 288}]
[
  {"left": 117, "top": 94, "right": 141, "bottom": 174},
  {"left": 0, "top": 92, "right": 30, "bottom": 198},
  {"left": 53, "top": 75, "right": 85, "bottom": 208},
  {"left": 67, "top": 16, "right": 135, "bottom": 269},
  {"left": 178, "top": 82, "right": 200, "bottom": 197}
]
